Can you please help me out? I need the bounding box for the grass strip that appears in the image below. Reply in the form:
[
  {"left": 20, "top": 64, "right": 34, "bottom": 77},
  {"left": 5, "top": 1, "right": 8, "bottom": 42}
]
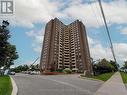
[
  {"left": 0, "top": 76, "right": 12, "bottom": 95},
  {"left": 120, "top": 72, "right": 127, "bottom": 84},
  {"left": 81, "top": 72, "right": 114, "bottom": 81}
]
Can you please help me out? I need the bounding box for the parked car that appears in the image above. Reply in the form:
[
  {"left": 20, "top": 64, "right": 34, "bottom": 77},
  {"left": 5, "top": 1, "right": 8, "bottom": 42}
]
[
  {"left": 30, "top": 71, "right": 40, "bottom": 75},
  {"left": 10, "top": 72, "right": 15, "bottom": 75}
]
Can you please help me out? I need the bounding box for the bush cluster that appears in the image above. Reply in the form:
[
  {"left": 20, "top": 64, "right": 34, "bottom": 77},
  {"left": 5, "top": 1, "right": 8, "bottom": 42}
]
[
  {"left": 93, "top": 59, "right": 118, "bottom": 75},
  {"left": 63, "top": 68, "right": 72, "bottom": 74}
]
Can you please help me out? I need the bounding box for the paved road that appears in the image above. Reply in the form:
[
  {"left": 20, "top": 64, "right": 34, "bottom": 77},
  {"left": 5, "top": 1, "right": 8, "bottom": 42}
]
[{"left": 12, "top": 74, "right": 103, "bottom": 95}]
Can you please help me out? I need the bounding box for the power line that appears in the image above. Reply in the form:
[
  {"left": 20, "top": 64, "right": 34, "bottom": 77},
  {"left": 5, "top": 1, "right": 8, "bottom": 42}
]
[
  {"left": 89, "top": 0, "right": 111, "bottom": 52},
  {"left": 31, "top": 57, "right": 40, "bottom": 65},
  {"left": 94, "top": 0, "right": 110, "bottom": 47},
  {"left": 98, "top": 0, "right": 118, "bottom": 69}
]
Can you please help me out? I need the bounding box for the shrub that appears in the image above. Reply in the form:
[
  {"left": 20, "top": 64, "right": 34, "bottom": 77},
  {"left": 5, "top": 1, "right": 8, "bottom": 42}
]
[
  {"left": 93, "top": 59, "right": 115, "bottom": 75},
  {"left": 72, "top": 68, "right": 78, "bottom": 72},
  {"left": 56, "top": 69, "right": 63, "bottom": 72},
  {"left": 63, "top": 68, "right": 72, "bottom": 74}
]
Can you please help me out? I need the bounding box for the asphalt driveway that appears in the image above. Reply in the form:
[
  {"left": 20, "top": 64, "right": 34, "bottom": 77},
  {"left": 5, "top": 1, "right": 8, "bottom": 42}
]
[{"left": 12, "top": 74, "right": 103, "bottom": 95}]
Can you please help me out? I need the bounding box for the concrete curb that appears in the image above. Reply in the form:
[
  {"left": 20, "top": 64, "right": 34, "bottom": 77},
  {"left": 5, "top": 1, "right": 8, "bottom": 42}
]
[{"left": 10, "top": 76, "right": 18, "bottom": 95}]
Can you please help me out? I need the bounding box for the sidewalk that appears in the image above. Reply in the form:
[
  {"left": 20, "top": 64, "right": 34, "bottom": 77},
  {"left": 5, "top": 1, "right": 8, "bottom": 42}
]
[{"left": 94, "top": 72, "right": 127, "bottom": 95}]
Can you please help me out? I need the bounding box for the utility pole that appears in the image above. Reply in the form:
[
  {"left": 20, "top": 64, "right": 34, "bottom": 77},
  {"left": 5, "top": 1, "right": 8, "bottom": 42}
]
[{"left": 98, "top": 0, "right": 118, "bottom": 70}]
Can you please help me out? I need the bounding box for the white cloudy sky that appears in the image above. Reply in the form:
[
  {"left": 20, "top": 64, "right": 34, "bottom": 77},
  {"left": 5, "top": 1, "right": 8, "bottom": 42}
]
[{"left": 3, "top": 0, "right": 127, "bottom": 66}]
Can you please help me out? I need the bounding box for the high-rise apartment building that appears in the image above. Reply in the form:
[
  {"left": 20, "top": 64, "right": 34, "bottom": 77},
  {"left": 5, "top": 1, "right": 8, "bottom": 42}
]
[{"left": 40, "top": 18, "right": 92, "bottom": 73}]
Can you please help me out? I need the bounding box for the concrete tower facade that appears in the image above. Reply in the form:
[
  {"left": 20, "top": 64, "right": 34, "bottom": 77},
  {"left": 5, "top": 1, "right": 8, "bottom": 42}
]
[{"left": 40, "top": 18, "right": 92, "bottom": 73}]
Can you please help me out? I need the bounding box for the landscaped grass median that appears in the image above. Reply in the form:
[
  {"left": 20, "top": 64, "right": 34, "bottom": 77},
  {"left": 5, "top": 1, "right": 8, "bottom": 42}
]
[
  {"left": 81, "top": 72, "right": 114, "bottom": 81},
  {"left": 0, "top": 76, "right": 12, "bottom": 95},
  {"left": 120, "top": 72, "right": 127, "bottom": 84},
  {"left": 91, "top": 72, "right": 114, "bottom": 81}
]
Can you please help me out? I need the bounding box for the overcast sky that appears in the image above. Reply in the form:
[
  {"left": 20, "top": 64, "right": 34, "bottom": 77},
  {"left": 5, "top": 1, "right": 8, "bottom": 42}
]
[{"left": 1, "top": 0, "right": 127, "bottom": 66}]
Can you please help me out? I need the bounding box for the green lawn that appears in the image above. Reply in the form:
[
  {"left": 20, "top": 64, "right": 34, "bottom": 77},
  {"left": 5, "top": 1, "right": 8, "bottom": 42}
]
[
  {"left": 91, "top": 72, "right": 114, "bottom": 81},
  {"left": 81, "top": 72, "right": 114, "bottom": 81},
  {"left": 120, "top": 72, "right": 127, "bottom": 84},
  {"left": 0, "top": 76, "right": 12, "bottom": 95}
]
